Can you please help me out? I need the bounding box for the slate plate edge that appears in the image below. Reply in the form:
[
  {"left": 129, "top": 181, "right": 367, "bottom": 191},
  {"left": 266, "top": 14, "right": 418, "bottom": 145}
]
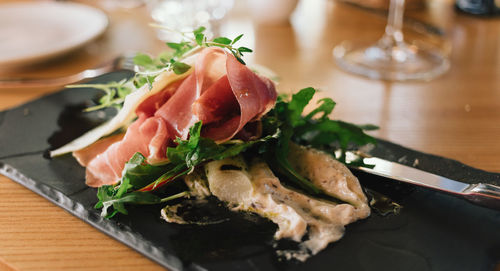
[{"left": 0, "top": 160, "right": 188, "bottom": 271}]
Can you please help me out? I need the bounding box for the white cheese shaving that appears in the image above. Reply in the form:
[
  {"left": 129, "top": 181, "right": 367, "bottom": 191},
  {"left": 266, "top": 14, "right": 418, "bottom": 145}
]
[{"left": 50, "top": 57, "right": 196, "bottom": 157}]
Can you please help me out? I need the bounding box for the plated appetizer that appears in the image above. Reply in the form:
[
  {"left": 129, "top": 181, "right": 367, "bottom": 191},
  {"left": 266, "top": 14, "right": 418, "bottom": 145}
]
[{"left": 51, "top": 27, "right": 377, "bottom": 261}]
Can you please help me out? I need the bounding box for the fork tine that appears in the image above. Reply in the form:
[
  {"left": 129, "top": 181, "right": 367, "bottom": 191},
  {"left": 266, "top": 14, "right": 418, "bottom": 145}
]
[{"left": 117, "top": 53, "right": 137, "bottom": 71}]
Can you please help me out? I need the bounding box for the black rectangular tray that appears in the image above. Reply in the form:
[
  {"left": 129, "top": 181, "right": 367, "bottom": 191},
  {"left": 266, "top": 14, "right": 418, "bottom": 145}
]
[{"left": 0, "top": 71, "right": 499, "bottom": 271}]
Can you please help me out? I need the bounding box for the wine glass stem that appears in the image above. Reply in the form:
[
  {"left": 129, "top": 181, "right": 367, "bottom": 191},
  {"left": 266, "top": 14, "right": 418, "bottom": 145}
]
[{"left": 381, "top": 0, "right": 406, "bottom": 47}]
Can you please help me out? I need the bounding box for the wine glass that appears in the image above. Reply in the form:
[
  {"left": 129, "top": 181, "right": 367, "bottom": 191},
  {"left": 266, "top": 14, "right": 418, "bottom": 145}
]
[
  {"left": 146, "top": 0, "right": 234, "bottom": 41},
  {"left": 333, "top": 0, "right": 450, "bottom": 81}
]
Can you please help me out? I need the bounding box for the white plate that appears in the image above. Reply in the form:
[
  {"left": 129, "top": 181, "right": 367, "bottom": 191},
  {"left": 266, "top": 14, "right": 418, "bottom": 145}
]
[{"left": 0, "top": 2, "right": 108, "bottom": 67}]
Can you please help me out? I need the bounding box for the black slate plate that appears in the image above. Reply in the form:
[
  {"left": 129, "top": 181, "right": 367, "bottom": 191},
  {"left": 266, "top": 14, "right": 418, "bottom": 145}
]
[{"left": 0, "top": 71, "right": 499, "bottom": 271}]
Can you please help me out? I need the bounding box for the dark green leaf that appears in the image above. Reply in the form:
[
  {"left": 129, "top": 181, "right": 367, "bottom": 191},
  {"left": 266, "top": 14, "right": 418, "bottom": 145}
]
[
  {"left": 213, "top": 37, "right": 232, "bottom": 45},
  {"left": 231, "top": 34, "right": 244, "bottom": 45},
  {"left": 121, "top": 153, "right": 168, "bottom": 188},
  {"left": 288, "top": 87, "right": 315, "bottom": 127},
  {"left": 305, "top": 98, "right": 336, "bottom": 120},
  {"left": 167, "top": 121, "right": 276, "bottom": 172},
  {"left": 167, "top": 122, "right": 202, "bottom": 165},
  {"left": 235, "top": 55, "right": 246, "bottom": 65},
  {"left": 115, "top": 191, "right": 162, "bottom": 205},
  {"left": 357, "top": 124, "right": 379, "bottom": 131},
  {"left": 238, "top": 47, "right": 253, "bottom": 53},
  {"left": 260, "top": 86, "right": 377, "bottom": 195},
  {"left": 172, "top": 61, "right": 192, "bottom": 75},
  {"left": 100, "top": 191, "right": 162, "bottom": 218}
]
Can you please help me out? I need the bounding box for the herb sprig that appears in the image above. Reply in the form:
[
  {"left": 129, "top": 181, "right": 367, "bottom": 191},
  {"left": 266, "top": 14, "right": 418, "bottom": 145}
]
[
  {"left": 278, "top": 88, "right": 378, "bottom": 163},
  {"left": 66, "top": 79, "right": 133, "bottom": 112},
  {"left": 132, "top": 26, "right": 252, "bottom": 87},
  {"left": 74, "top": 26, "right": 252, "bottom": 112}
]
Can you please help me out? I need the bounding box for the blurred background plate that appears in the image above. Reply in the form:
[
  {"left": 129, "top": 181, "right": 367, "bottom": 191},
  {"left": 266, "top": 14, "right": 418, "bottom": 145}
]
[{"left": 0, "top": 2, "right": 108, "bottom": 67}]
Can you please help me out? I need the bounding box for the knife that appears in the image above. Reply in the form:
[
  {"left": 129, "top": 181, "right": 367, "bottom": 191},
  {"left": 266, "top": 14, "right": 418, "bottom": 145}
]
[{"left": 347, "top": 153, "right": 500, "bottom": 210}]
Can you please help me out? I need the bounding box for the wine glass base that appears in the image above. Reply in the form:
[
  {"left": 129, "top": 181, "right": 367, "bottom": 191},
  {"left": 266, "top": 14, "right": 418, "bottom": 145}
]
[{"left": 333, "top": 41, "right": 450, "bottom": 81}]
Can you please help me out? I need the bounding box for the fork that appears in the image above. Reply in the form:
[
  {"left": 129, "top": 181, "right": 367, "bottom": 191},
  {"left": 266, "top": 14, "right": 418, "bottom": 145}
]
[{"left": 0, "top": 54, "right": 136, "bottom": 89}]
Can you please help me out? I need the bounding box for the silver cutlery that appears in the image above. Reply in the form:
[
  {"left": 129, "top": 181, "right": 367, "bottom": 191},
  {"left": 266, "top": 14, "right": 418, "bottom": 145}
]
[{"left": 348, "top": 153, "right": 500, "bottom": 210}]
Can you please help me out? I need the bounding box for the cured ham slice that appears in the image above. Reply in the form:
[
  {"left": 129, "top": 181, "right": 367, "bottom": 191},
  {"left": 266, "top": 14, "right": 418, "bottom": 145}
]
[
  {"left": 84, "top": 115, "right": 171, "bottom": 186},
  {"left": 79, "top": 47, "right": 277, "bottom": 187},
  {"left": 194, "top": 54, "right": 276, "bottom": 141},
  {"left": 73, "top": 133, "right": 124, "bottom": 167}
]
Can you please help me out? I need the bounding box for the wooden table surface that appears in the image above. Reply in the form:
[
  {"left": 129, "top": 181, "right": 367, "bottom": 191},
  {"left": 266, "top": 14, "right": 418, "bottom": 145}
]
[{"left": 0, "top": 0, "right": 499, "bottom": 270}]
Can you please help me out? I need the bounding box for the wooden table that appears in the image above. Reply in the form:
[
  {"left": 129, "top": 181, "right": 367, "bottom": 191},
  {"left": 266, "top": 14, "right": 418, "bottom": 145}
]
[{"left": 0, "top": 0, "right": 499, "bottom": 270}]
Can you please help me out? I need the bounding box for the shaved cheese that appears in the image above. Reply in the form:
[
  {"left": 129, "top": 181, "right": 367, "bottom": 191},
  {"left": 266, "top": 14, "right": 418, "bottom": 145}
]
[{"left": 50, "top": 57, "right": 196, "bottom": 157}]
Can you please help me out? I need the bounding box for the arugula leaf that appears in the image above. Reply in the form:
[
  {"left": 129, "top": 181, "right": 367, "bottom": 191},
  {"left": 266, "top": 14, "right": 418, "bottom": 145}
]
[
  {"left": 121, "top": 153, "right": 168, "bottom": 188},
  {"left": 261, "top": 87, "right": 321, "bottom": 194},
  {"left": 95, "top": 150, "right": 189, "bottom": 218},
  {"left": 167, "top": 121, "right": 277, "bottom": 170},
  {"left": 305, "top": 98, "right": 336, "bottom": 120},
  {"left": 99, "top": 190, "right": 161, "bottom": 218},
  {"left": 287, "top": 87, "right": 315, "bottom": 127},
  {"left": 278, "top": 88, "right": 377, "bottom": 156},
  {"left": 260, "top": 87, "right": 377, "bottom": 194},
  {"left": 95, "top": 185, "right": 118, "bottom": 218}
]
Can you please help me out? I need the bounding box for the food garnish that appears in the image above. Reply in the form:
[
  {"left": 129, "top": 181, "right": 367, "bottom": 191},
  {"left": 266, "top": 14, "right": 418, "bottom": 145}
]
[{"left": 51, "top": 27, "right": 378, "bottom": 260}]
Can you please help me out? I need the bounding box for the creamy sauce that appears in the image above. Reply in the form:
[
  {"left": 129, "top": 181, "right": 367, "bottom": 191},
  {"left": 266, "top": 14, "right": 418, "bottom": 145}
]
[
  {"left": 183, "top": 167, "right": 211, "bottom": 198},
  {"left": 161, "top": 146, "right": 370, "bottom": 261},
  {"left": 288, "top": 143, "right": 371, "bottom": 219},
  {"left": 247, "top": 159, "right": 364, "bottom": 255},
  {"left": 161, "top": 204, "right": 188, "bottom": 224}
]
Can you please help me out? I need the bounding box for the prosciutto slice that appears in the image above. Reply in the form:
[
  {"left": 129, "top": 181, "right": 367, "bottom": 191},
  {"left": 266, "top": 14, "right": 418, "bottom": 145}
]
[
  {"left": 76, "top": 47, "right": 277, "bottom": 187},
  {"left": 194, "top": 54, "right": 276, "bottom": 141}
]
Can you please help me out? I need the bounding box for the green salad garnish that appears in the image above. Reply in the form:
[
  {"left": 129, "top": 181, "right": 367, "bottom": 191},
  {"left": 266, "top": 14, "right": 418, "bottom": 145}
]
[{"left": 96, "top": 87, "right": 377, "bottom": 218}]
